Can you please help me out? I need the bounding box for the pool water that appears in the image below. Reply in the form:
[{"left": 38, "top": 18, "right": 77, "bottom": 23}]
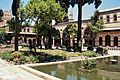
[{"left": 32, "top": 56, "right": 120, "bottom": 80}]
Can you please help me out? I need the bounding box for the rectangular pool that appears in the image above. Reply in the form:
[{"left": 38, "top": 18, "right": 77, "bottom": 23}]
[{"left": 31, "top": 56, "right": 120, "bottom": 80}]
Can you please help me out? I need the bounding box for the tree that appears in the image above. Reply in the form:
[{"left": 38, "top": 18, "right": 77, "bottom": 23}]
[
  {"left": 0, "top": 28, "right": 5, "bottom": 43},
  {"left": 89, "top": 10, "right": 104, "bottom": 46},
  {"left": 63, "top": 23, "right": 77, "bottom": 47},
  {"left": 12, "top": 0, "right": 20, "bottom": 51},
  {"left": 6, "top": 18, "right": 16, "bottom": 32},
  {"left": 0, "top": 9, "right": 4, "bottom": 22},
  {"left": 8, "top": 2, "right": 29, "bottom": 32},
  {"left": 85, "top": 10, "right": 104, "bottom": 50},
  {"left": 21, "top": 0, "right": 66, "bottom": 49},
  {"left": 56, "top": 0, "right": 102, "bottom": 51},
  {"left": 11, "top": 0, "right": 29, "bottom": 51}
]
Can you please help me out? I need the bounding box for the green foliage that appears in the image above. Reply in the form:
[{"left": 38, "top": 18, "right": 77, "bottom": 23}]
[
  {"left": 20, "top": 55, "right": 38, "bottom": 64},
  {"left": 81, "top": 59, "right": 96, "bottom": 70},
  {"left": 0, "top": 28, "right": 12, "bottom": 43},
  {"left": 39, "top": 49, "right": 81, "bottom": 59},
  {"left": 19, "top": 0, "right": 66, "bottom": 49},
  {"left": 0, "top": 28, "right": 5, "bottom": 33},
  {"left": 0, "top": 28, "right": 7, "bottom": 43},
  {"left": 81, "top": 51, "right": 96, "bottom": 57},
  {"left": 0, "top": 51, "right": 13, "bottom": 61},
  {"left": 6, "top": 18, "right": 15, "bottom": 31},
  {"left": 63, "top": 23, "right": 77, "bottom": 38},
  {"left": 51, "top": 28, "right": 60, "bottom": 38},
  {"left": 0, "top": 50, "right": 99, "bottom": 65},
  {"left": 89, "top": 10, "right": 104, "bottom": 34},
  {"left": 57, "top": 0, "right": 102, "bottom": 10},
  {"left": 89, "top": 19, "right": 104, "bottom": 34},
  {"left": 21, "top": 0, "right": 66, "bottom": 36}
]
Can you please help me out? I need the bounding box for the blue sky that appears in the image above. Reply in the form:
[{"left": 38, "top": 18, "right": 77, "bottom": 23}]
[
  {"left": 0, "top": 0, "right": 120, "bottom": 20},
  {"left": 72, "top": 0, "right": 120, "bottom": 20}
]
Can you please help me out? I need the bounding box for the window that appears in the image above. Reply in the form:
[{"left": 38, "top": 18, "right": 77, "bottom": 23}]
[
  {"left": 114, "top": 36, "right": 118, "bottom": 46},
  {"left": 24, "top": 29, "right": 26, "bottom": 32},
  {"left": 60, "top": 29, "right": 62, "bottom": 31},
  {"left": 113, "top": 14, "right": 117, "bottom": 21},
  {"left": 106, "top": 15, "right": 110, "bottom": 23},
  {"left": 100, "top": 16, "right": 103, "bottom": 20},
  {"left": 105, "top": 35, "right": 111, "bottom": 46},
  {"left": 99, "top": 37, "right": 102, "bottom": 46},
  {"left": 27, "top": 28, "right": 30, "bottom": 32}
]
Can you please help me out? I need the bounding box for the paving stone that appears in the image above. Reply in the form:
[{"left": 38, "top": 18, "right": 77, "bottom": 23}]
[{"left": 0, "top": 59, "right": 43, "bottom": 80}]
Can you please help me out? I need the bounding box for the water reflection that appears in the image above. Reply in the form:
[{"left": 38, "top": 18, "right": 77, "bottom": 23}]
[{"left": 32, "top": 56, "right": 120, "bottom": 80}]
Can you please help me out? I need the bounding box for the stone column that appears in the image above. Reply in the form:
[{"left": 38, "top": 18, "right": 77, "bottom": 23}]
[
  {"left": 60, "top": 32, "right": 63, "bottom": 46},
  {"left": 111, "top": 36, "right": 114, "bottom": 47},
  {"left": 52, "top": 37, "right": 55, "bottom": 47},
  {"left": 60, "top": 38, "right": 63, "bottom": 46},
  {"left": 70, "top": 35, "right": 73, "bottom": 47},
  {"left": 41, "top": 36, "right": 44, "bottom": 46}
]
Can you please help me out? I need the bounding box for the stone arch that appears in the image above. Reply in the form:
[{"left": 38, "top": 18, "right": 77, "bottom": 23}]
[
  {"left": 114, "top": 36, "right": 118, "bottom": 47},
  {"left": 105, "top": 35, "right": 111, "bottom": 46}
]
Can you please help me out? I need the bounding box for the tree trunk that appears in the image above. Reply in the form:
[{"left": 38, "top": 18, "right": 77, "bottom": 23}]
[
  {"left": 37, "top": 35, "right": 41, "bottom": 47},
  {"left": 14, "top": 0, "right": 19, "bottom": 51},
  {"left": 77, "top": 0, "right": 83, "bottom": 52},
  {"left": 48, "top": 29, "right": 52, "bottom": 49}
]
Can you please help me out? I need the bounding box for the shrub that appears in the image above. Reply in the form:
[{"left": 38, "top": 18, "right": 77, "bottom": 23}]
[
  {"left": 19, "top": 56, "right": 26, "bottom": 64},
  {"left": 12, "top": 51, "right": 21, "bottom": 58},
  {"left": 81, "top": 59, "right": 96, "bottom": 70},
  {"left": 19, "top": 53, "right": 38, "bottom": 64},
  {"left": 0, "top": 51, "right": 13, "bottom": 61},
  {"left": 87, "top": 46, "right": 94, "bottom": 51},
  {"left": 81, "top": 51, "right": 96, "bottom": 57},
  {"left": 103, "top": 48, "right": 108, "bottom": 55},
  {"left": 36, "top": 55, "right": 45, "bottom": 62}
]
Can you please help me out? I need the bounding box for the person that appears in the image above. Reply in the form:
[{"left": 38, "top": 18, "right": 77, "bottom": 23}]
[
  {"left": 32, "top": 39, "right": 36, "bottom": 53},
  {"left": 28, "top": 39, "right": 32, "bottom": 52}
]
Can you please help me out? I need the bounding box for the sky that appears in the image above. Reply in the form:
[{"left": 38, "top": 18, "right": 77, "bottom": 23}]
[{"left": 0, "top": 0, "right": 120, "bottom": 20}]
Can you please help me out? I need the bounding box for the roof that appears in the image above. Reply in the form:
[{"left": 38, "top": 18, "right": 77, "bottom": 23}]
[
  {"left": 6, "top": 32, "right": 36, "bottom": 35},
  {"left": 100, "top": 7, "right": 120, "bottom": 13},
  {"left": 102, "top": 27, "right": 120, "bottom": 31}
]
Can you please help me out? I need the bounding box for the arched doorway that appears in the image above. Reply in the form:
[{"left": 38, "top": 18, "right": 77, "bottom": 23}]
[
  {"left": 99, "top": 37, "right": 102, "bottom": 46},
  {"left": 114, "top": 36, "right": 118, "bottom": 47},
  {"left": 105, "top": 35, "right": 111, "bottom": 46},
  {"left": 88, "top": 40, "right": 93, "bottom": 45}
]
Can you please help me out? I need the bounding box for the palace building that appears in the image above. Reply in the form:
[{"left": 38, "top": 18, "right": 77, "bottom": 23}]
[
  {"left": 0, "top": 10, "right": 36, "bottom": 44},
  {"left": 1, "top": 7, "right": 120, "bottom": 48},
  {"left": 95, "top": 7, "right": 120, "bottom": 47},
  {"left": 55, "top": 7, "right": 120, "bottom": 48}
]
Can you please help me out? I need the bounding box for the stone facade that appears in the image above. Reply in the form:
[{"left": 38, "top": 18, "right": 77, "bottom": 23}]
[
  {"left": 96, "top": 31, "right": 120, "bottom": 47},
  {"left": 55, "top": 7, "right": 120, "bottom": 48},
  {"left": 95, "top": 7, "right": 120, "bottom": 47},
  {"left": 0, "top": 11, "right": 36, "bottom": 44},
  {"left": 0, "top": 11, "right": 12, "bottom": 27},
  {"left": 2, "top": 7, "right": 120, "bottom": 48}
]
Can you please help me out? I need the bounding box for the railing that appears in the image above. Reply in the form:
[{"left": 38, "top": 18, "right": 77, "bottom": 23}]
[{"left": 103, "top": 47, "right": 120, "bottom": 50}]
